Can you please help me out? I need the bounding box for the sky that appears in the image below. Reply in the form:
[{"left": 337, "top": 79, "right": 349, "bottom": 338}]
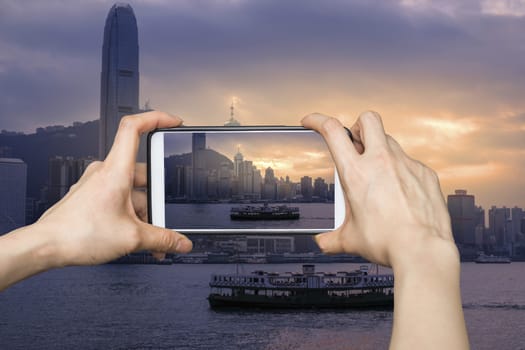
[
  {"left": 0, "top": 0, "right": 524, "bottom": 210},
  {"left": 164, "top": 131, "right": 334, "bottom": 183}
]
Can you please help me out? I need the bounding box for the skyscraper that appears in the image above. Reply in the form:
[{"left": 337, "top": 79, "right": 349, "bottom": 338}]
[
  {"left": 0, "top": 158, "right": 27, "bottom": 235},
  {"left": 192, "top": 133, "right": 207, "bottom": 200},
  {"left": 47, "top": 156, "right": 94, "bottom": 205},
  {"left": 447, "top": 189, "right": 476, "bottom": 245},
  {"left": 301, "top": 176, "right": 313, "bottom": 201},
  {"left": 489, "top": 206, "right": 511, "bottom": 246},
  {"left": 511, "top": 206, "right": 523, "bottom": 242},
  {"left": 262, "top": 167, "right": 277, "bottom": 200},
  {"left": 99, "top": 3, "right": 140, "bottom": 160}
]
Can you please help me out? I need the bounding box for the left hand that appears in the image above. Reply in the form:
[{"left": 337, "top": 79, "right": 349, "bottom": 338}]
[{"left": 37, "top": 111, "right": 193, "bottom": 267}]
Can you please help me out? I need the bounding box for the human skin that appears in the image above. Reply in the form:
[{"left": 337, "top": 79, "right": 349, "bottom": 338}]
[
  {"left": 302, "top": 111, "right": 470, "bottom": 350},
  {"left": 0, "top": 111, "right": 193, "bottom": 291},
  {"left": 0, "top": 109, "right": 469, "bottom": 349}
]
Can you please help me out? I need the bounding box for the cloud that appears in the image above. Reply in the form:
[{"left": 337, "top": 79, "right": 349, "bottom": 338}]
[
  {"left": 0, "top": 0, "right": 525, "bottom": 208},
  {"left": 482, "top": 0, "right": 525, "bottom": 17}
]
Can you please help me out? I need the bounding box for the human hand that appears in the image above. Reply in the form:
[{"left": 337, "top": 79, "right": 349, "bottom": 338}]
[
  {"left": 37, "top": 111, "right": 193, "bottom": 267},
  {"left": 302, "top": 112, "right": 469, "bottom": 350},
  {"left": 302, "top": 111, "right": 458, "bottom": 272}
]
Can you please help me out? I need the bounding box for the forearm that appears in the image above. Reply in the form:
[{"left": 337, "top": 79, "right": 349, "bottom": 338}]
[
  {"left": 0, "top": 223, "right": 59, "bottom": 291},
  {"left": 390, "top": 240, "right": 469, "bottom": 350}
]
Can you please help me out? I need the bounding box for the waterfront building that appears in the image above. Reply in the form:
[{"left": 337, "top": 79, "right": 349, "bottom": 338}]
[
  {"left": 277, "top": 177, "right": 293, "bottom": 201},
  {"left": 247, "top": 236, "right": 295, "bottom": 254},
  {"left": 511, "top": 206, "right": 524, "bottom": 242},
  {"left": 0, "top": 158, "right": 27, "bottom": 234},
  {"left": 262, "top": 167, "right": 277, "bottom": 200},
  {"left": 241, "top": 160, "right": 255, "bottom": 196},
  {"left": 99, "top": 3, "right": 140, "bottom": 160},
  {"left": 192, "top": 133, "right": 207, "bottom": 200},
  {"left": 207, "top": 169, "right": 219, "bottom": 199},
  {"left": 47, "top": 156, "right": 94, "bottom": 205},
  {"left": 233, "top": 148, "right": 243, "bottom": 178},
  {"left": 252, "top": 168, "right": 262, "bottom": 199},
  {"left": 301, "top": 176, "right": 313, "bottom": 201},
  {"left": 328, "top": 183, "right": 335, "bottom": 201},
  {"left": 313, "top": 177, "right": 328, "bottom": 200},
  {"left": 474, "top": 206, "right": 485, "bottom": 246},
  {"left": 447, "top": 189, "right": 476, "bottom": 245},
  {"left": 166, "top": 164, "right": 188, "bottom": 199},
  {"left": 489, "top": 206, "right": 511, "bottom": 246},
  {"left": 218, "top": 162, "right": 233, "bottom": 199}
]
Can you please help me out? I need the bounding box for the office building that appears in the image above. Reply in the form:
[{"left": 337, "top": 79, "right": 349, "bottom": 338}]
[
  {"left": 447, "top": 189, "right": 476, "bottom": 245},
  {"left": 301, "top": 176, "right": 313, "bottom": 201},
  {"left": 262, "top": 167, "right": 277, "bottom": 200},
  {"left": 47, "top": 156, "right": 94, "bottom": 205},
  {"left": 511, "top": 206, "right": 524, "bottom": 242},
  {"left": 313, "top": 177, "right": 328, "bottom": 200},
  {"left": 218, "top": 162, "right": 233, "bottom": 199},
  {"left": 0, "top": 158, "right": 27, "bottom": 234},
  {"left": 191, "top": 133, "right": 207, "bottom": 200},
  {"left": 488, "top": 206, "right": 511, "bottom": 246},
  {"left": 99, "top": 3, "right": 140, "bottom": 160},
  {"left": 247, "top": 236, "right": 295, "bottom": 254}
]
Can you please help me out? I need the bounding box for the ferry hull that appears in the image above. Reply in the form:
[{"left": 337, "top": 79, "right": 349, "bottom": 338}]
[{"left": 208, "top": 293, "right": 393, "bottom": 309}]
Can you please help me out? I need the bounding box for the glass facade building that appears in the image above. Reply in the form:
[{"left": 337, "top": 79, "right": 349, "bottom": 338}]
[{"left": 99, "top": 3, "right": 140, "bottom": 160}]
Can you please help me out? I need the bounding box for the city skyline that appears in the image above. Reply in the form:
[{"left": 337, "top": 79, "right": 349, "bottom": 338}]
[
  {"left": 165, "top": 131, "right": 335, "bottom": 184},
  {"left": 164, "top": 132, "right": 334, "bottom": 204},
  {"left": 1, "top": 1, "right": 525, "bottom": 211}
]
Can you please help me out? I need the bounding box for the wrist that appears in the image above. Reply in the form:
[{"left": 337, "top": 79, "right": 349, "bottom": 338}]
[
  {"left": 26, "top": 221, "right": 66, "bottom": 270},
  {"left": 0, "top": 222, "right": 65, "bottom": 291},
  {"left": 391, "top": 235, "right": 460, "bottom": 280}
]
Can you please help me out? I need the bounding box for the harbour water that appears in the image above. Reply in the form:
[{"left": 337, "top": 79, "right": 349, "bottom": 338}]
[
  {"left": 165, "top": 203, "right": 334, "bottom": 230},
  {"left": 0, "top": 263, "right": 525, "bottom": 349}
]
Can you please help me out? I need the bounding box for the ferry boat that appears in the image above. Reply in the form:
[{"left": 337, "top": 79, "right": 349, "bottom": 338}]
[
  {"left": 474, "top": 252, "right": 511, "bottom": 264},
  {"left": 230, "top": 203, "right": 300, "bottom": 220},
  {"left": 208, "top": 264, "right": 394, "bottom": 309}
]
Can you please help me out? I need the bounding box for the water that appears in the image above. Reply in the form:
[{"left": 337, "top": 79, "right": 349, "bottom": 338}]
[
  {"left": 0, "top": 263, "right": 524, "bottom": 349},
  {"left": 165, "top": 203, "right": 334, "bottom": 230}
]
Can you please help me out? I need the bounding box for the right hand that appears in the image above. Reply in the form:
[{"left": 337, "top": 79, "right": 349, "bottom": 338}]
[{"left": 302, "top": 111, "right": 458, "bottom": 271}]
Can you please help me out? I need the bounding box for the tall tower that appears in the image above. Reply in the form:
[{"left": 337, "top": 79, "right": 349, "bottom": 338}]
[
  {"left": 447, "top": 189, "right": 476, "bottom": 245},
  {"left": 191, "top": 133, "right": 207, "bottom": 200},
  {"left": 99, "top": 3, "right": 140, "bottom": 160},
  {"left": 224, "top": 101, "right": 241, "bottom": 126}
]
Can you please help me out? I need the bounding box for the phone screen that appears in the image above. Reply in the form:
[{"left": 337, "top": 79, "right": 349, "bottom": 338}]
[{"left": 149, "top": 128, "right": 344, "bottom": 233}]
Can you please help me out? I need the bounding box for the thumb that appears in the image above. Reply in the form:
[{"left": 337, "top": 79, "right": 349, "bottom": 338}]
[
  {"left": 138, "top": 223, "right": 193, "bottom": 253},
  {"left": 315, "top": 229, "right": 345, "bottom": 254}
]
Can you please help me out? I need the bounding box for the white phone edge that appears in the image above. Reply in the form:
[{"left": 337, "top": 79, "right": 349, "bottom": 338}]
[{"left": 149, "top": 129, "right": 346, "bottom": 234}]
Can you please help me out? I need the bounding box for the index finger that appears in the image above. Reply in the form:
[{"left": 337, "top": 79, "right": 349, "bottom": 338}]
[
  {"left": 353, "top": 111, "right": 388, "bottom": 152},
  {"left": 301, "top": 113, "right": 358, "bottom": 171},
  {"left": 105, "top": 111, "right": 183, "bottom": 174}
]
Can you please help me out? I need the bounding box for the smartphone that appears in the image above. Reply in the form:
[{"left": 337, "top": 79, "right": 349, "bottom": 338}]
[{"left": 148, "top": 126, "right": 345, "bottom": 234}]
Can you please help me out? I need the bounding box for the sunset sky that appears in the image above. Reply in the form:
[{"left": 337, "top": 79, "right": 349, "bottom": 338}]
[
  {"left": 1, "top": 0, "right": 525, "bottom": 210},
  {"left": 165, "top": 131, "right": 335, "bottom": 183}
]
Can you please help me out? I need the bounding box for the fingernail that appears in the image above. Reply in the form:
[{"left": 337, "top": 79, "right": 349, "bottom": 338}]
[
  {"left": 314, "top": 233, "right": 324, "bottom": 249},
  {"left": 175, "top": 238, "right": 193, "bottom": 253}
]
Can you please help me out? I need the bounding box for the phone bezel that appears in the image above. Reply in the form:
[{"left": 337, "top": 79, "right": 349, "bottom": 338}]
[{"left": 148, "top": 126, "right": 345, "bottom": 234}]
